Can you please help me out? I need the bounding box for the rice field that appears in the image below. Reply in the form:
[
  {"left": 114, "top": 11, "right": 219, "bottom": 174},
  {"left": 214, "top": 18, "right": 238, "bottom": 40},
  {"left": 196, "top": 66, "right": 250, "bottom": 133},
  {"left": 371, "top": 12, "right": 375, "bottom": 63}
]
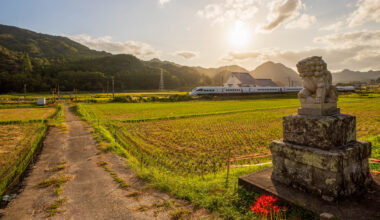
[
  {"left": 0, "top": 122, "right": 47, "bottom": 195},
  {"left": 0, "top": 107, "right": 56, "bottom": 122},
  {"left": 78, "top": 97, "right": 380, "bottom": 175},
  {"left": 0, "top": 105, "right": 61, "bottom": 196},
  {"left": 76, "top": 97, "right": 379, "bottom": 218}
]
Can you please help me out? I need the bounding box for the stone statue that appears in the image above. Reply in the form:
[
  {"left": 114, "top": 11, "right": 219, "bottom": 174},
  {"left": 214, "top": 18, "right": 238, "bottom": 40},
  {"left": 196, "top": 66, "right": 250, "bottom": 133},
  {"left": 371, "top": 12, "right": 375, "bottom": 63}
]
[{"left": 296, "top": 56, "right": 338, "bottom": 104}]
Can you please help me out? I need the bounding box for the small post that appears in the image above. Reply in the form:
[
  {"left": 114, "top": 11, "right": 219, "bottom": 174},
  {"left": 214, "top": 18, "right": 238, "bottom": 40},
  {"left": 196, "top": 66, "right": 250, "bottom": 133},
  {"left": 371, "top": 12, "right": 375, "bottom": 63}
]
[
  {"left": 226, "top": 149, "right": 231, "bottom": 187},
  {"left": 112, "top": 76, "right": 115, "bottom": 99},
  {"left": 114, "top": 127, "right": 117, "bottom": 143},
  {"left": 24, "top": 83, "right": 26, "bottom": 101},
  {"left": 140, "top": 154, "right": 143, "bottom": 171}
]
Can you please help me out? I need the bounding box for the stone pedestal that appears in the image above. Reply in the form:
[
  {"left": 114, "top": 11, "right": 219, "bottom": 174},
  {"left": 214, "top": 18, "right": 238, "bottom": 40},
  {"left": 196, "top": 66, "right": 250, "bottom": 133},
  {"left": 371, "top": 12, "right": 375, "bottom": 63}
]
[
  {"left": 270, "top": 114, "right": 372, "bottom": 201},
  {"left": 298, "top": 103, "right": 340, "bottom": 116}
]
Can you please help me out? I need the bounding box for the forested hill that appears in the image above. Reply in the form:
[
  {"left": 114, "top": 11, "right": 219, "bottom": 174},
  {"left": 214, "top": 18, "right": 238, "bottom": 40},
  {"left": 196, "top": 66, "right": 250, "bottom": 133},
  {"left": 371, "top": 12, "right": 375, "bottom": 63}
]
[{"left": 0, "top": 24, "right": 211, "bottom": 92}]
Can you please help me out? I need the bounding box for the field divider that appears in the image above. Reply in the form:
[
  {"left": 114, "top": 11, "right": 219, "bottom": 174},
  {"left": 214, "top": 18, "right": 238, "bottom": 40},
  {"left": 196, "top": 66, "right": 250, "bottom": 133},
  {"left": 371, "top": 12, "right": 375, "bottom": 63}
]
[
  {"left": 229, "top": 162, "right": 272, "bottom": 168},
  {"left": 121, "top": 105, "right": 299, "bottom": 123},
  {"left": 0, "top": 119, "right": 47, "bottom": 125}
]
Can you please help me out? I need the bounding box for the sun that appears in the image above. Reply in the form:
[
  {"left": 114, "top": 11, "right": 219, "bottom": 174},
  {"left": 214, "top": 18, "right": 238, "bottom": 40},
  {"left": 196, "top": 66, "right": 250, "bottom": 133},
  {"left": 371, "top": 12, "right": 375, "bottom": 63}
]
[{"left": 228, "top": 21, "right": 250, "bottom": 48}]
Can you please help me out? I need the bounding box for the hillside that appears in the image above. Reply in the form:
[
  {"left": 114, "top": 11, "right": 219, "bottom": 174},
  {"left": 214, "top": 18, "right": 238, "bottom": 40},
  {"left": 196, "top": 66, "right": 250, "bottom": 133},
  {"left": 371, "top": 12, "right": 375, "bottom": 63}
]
[
  {"left": 332, "top": 69, "right": 380, "bottom": 83},
  {"left": 194, "top": 65, "right": 249, "bottom": 86},
  {"left": 0, "top": 24, "right": 110, "bottom": 64},
  {"left": 0, "top": 24, "right": 210, "bottom": 92},
  {"left": 250, "top": 61, "right": 301, "bottom": 86}
]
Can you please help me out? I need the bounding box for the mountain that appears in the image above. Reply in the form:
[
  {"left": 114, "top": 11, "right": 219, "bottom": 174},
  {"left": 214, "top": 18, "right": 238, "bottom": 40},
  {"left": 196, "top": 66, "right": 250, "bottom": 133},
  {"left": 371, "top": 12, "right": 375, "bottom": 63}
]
[
  {"left": 250, "top": 61, "right": 301, "bottom": 86},
  {"left": 0, "top": 24, "right": 211, "bottom": 92},
  {"left": 0, "top": 24, "right": 110, "bottom": 65},
  {"left": 332, "top": 69, "right": 380, "bottom": 84},
  {"left": 194, "top": 65, "right": 249, "bottom": 86}
]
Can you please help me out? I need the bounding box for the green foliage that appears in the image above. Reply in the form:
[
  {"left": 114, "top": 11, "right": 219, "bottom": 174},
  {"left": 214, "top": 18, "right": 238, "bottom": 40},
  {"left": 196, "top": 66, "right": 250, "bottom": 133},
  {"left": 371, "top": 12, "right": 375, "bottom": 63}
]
[{"left": 0, "top": 24, "right": 212, "bottom": 93}]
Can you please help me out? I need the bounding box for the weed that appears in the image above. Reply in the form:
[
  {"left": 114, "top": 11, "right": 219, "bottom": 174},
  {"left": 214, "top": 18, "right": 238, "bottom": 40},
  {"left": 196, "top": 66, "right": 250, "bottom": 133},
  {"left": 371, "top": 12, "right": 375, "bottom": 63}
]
[
  {"left": 38, "top": 174, "right": 73, "bottom": 196},
  {"left": 98, "top": 161, "right": 129, "bottom": 189},
  {"left": 46, "top": 197, "right": 67, "bottom": 216},
  {"left": 170, "top": 208, "right": 191, "bottom": 220},
  {"left": 137, "top": 205, "right": 149, "bottom": 212},
  {"left": 125, "top": 191, "right": 141, "bottom": 198},
  {"left": 153, "top": 200, "right": 174, "bottom": 209},
  {"left": 46, "top": 161, "right": 67, "bottom": 172}
]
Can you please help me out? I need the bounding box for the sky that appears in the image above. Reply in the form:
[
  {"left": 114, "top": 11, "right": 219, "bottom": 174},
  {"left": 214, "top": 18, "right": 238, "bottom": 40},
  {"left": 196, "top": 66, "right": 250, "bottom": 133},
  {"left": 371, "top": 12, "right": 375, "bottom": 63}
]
[{"left": 0, "top": 0, "right": 379, "bottom": 71}]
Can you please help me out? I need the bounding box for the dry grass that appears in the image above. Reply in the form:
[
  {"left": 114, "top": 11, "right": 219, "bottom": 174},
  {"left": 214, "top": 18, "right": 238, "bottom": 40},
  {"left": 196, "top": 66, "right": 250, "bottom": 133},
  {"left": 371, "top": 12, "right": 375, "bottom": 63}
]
[
  {"left": 98, "top": 161, "right": 130, "bottom": 189},
  {"left": 38, "top": 174, "right": 73, "bottom": 196},
  {"left": 0, "top": 123, "right": 45, "bottom": 176},
  {"left": 46, "top": 197, "right": 67, "bottom": 216},
  {"left": 0, "top": 108, "right": 56, "bottom": 121}
]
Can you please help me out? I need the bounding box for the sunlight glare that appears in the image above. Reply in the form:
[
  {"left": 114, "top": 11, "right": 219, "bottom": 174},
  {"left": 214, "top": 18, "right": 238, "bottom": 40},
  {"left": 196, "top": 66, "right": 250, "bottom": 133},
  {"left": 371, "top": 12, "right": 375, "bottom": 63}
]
[{"left": 228, "top": 21, "right": 250, "bottom": 48}]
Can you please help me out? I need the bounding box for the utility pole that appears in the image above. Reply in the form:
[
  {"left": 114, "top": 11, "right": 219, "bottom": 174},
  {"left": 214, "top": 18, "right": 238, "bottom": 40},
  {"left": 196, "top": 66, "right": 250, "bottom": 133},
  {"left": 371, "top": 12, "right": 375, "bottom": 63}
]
[
  {"left": 23, "top": 83, "right": 26, "bottom": 100},
  {"left": 288, "top": 77, "right": 291, "bottom": 87},
  {"left": 112, "top": 76, "right": 115, "bottom": 99},
  {"left": 159, "top": 69, "right": 164, "bottom": 91},
  {"left": 57, "top": 84, "right": 60, "bottom": 101},
  {"left": 106, "top": 80, "right": 109, "bottom": 94}
]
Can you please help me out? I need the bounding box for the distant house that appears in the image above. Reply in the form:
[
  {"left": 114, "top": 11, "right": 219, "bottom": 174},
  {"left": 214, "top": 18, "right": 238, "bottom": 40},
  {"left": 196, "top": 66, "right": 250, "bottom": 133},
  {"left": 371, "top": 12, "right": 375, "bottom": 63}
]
[{"left": 224, "top": 72, "right": 277, "bottom": 87}]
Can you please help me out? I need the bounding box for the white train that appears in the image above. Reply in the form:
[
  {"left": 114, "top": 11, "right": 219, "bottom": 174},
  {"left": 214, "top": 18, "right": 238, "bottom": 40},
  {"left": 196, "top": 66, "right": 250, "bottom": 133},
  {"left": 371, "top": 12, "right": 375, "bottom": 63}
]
[{"left": 189, "top": 86, "right": 355, "bottom": 96}]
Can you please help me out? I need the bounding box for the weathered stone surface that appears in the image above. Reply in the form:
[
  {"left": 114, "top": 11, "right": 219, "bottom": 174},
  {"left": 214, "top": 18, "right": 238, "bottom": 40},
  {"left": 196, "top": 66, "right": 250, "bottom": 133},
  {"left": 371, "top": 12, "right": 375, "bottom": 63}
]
[
  {"left": 283, "top": 114, "right": 356, "bottom": 150},
  {"left": 298, "top": 103, "right": 340, "bottom": 116},
  {"left": 270, "top": 140, "right": 372, "bottom": 200},
  {"left": 297, "top": 56, "right": 338, "bottom": 107}
]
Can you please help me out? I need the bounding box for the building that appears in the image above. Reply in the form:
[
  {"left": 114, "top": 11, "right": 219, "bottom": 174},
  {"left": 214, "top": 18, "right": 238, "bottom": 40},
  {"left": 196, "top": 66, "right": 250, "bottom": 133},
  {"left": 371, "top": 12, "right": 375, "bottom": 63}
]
[{"left": 224, "top": 72, "right": 277, "bottom": 87}]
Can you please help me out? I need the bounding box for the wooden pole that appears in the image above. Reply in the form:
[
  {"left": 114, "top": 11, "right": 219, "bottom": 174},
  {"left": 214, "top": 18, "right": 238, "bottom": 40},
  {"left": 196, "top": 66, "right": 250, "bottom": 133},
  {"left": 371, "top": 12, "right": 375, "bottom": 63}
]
[
  {"left": 112, "top": 76, "right": 115, "bottom": 99},
  {"left": 226, "top": 149, "right": 231, "bottom": 187}
]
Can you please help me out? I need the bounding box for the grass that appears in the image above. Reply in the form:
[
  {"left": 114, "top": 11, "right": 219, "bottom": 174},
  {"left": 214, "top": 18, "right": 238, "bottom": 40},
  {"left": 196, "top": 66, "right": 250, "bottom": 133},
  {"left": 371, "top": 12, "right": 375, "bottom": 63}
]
[
  {"left": 98, "top": 161, "right": 130, "bottom": 189},
  {"left": 170, "top": 207, "right": 191, "bottom": 220},
  {"left": 76, "top": 96, "right": 380, "bottom": 219},
  {"left": 46, "top": 161, "right": 68, "bottom": 172},
  {"left": 46, "top": 197, "right": 67, "bottom": 216},
  {"left": 38, "top": 174, "right": 73, "bottom": 196}
]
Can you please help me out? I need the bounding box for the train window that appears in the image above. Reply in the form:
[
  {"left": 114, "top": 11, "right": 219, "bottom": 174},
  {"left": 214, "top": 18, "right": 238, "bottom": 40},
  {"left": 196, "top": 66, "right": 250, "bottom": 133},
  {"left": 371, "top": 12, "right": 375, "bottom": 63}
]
[{"left": 196, "top": 89, "right": 203, "bottom": 91}]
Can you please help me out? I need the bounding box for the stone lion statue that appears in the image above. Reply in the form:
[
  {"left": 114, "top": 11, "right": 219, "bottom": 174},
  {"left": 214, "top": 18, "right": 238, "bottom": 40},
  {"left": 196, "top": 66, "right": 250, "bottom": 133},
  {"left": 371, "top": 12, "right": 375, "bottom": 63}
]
[{"left": 296, "top": 56, "right": 338, "bottom": 104}]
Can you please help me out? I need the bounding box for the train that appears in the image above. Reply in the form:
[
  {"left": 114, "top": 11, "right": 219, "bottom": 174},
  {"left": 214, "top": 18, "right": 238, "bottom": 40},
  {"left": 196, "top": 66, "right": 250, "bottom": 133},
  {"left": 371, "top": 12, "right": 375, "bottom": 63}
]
[{"left": 189, "top": 86, "right": 356, "bottom": 96}]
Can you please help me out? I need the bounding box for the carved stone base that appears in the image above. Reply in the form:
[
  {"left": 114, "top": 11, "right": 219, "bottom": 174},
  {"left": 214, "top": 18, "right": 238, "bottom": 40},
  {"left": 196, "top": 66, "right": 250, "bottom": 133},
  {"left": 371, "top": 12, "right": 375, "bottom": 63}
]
[
  {"left": 298, "top": 103, "right": 340, "bottom": 116},
  {"left": 270, "top": 140, "right": 372, "bottom": 201},
  {"left": 283, "top": 114, "right": 356, "bottom": 150}
]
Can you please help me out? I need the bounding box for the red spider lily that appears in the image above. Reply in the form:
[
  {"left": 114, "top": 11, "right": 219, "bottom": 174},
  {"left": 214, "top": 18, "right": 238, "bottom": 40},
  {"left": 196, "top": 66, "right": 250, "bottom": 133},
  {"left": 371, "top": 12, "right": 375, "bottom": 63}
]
[{"left": 250, "top": 194, "right": 285, "bottom": 218}]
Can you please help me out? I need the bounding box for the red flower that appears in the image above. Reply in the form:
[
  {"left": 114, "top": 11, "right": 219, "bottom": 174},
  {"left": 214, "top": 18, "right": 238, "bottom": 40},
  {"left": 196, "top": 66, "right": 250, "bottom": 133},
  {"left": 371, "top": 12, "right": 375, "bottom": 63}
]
[{"left": 250, "top": 194, "right": 284, "bottom": 217}]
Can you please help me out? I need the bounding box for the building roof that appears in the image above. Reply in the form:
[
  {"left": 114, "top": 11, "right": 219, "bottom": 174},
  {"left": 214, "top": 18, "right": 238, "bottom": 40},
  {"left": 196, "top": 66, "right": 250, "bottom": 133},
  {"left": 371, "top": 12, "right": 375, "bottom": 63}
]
[
  {"left": 231, "top": 72, "right": 255, "bottom": 85},
  {"left": 255, "top": 79, "right": 278, "bottom": 87}
]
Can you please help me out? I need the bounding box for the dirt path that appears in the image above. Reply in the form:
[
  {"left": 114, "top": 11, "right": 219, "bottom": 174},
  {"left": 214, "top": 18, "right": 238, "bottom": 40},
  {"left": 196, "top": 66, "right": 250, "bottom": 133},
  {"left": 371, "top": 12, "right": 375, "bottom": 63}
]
[{"left": 0, "top": 105, "right": 209, "bottom": 219}]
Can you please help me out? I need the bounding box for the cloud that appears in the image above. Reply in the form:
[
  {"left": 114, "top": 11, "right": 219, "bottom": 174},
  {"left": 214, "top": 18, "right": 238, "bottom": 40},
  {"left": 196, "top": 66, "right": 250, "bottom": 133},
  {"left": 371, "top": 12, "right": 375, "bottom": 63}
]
[
  {"left": 221, "top": 30, "right": 380, "bottom": 71},
  {"left": 319, "top": 21, "right": 344, "bottom": 31},
  {"left": 159, "top": 0, "right": 171, "bottom": 6},
  {"left": 258, "top": 0, "right": 302, "bottom": 31},
  {"left": 348, "top": 0, "right": 380, "bottom": 27},
  {"left": 175, "top": 51, "right": 199, "bottom": 59},
  {"left": 221, "top": 51, "right": 261, "bottom": 62},
  {"left": 68, "top": 34, "right": 159, "bottom": 58},
  {"left": 197, "top": 0, "right": 259, "bottom": 25},
  {"left": 285, "top": 14, "right": 316, "bottom": 29},
  {"left": 314, "top": 30, "right": 380, "bottom": 47}
]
